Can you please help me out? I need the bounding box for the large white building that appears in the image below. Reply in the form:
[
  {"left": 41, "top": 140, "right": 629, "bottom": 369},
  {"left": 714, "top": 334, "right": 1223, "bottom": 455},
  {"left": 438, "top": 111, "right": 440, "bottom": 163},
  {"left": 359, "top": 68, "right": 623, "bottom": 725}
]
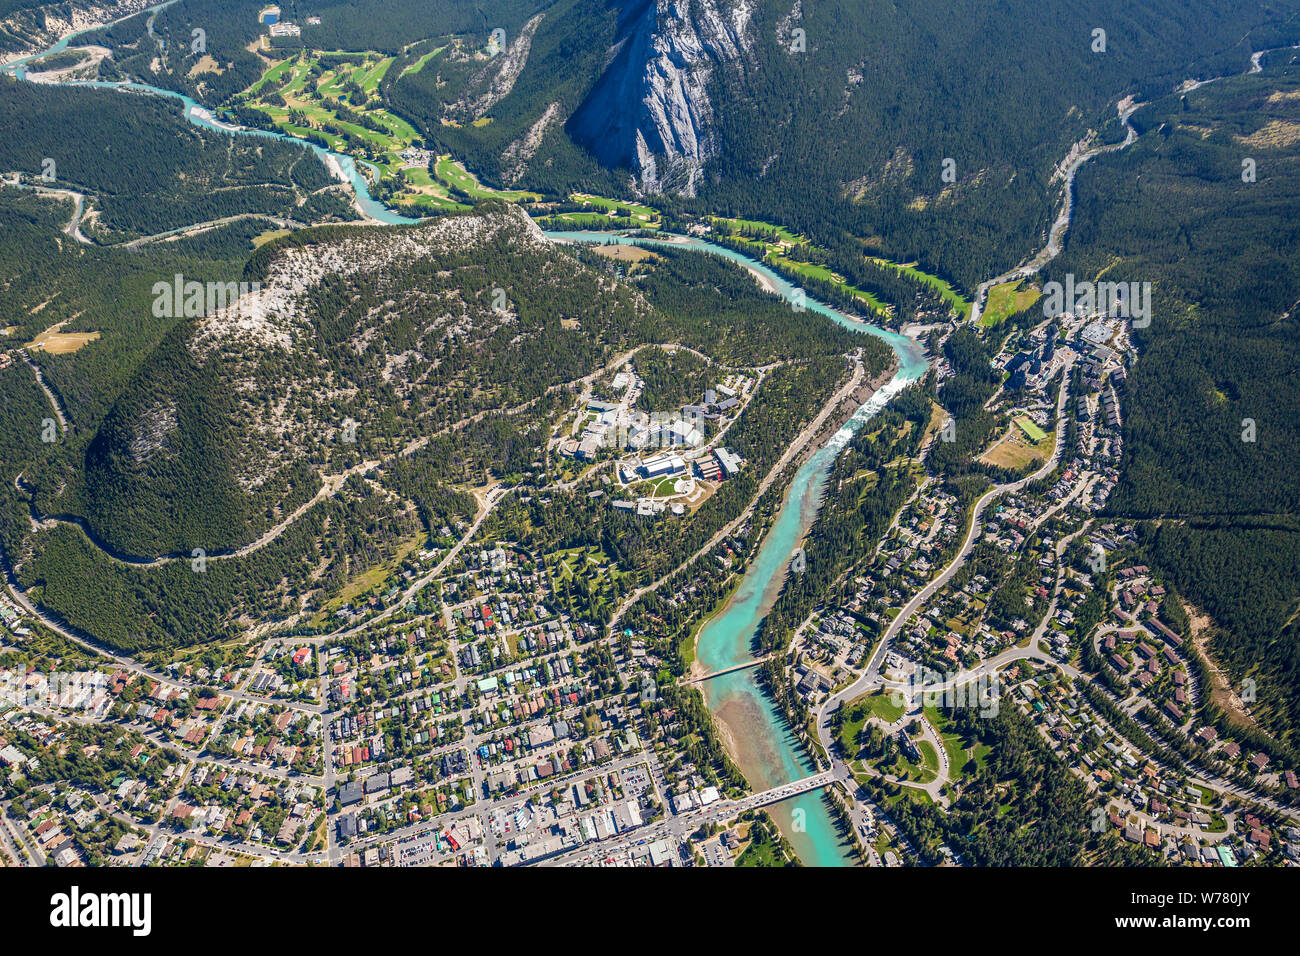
[
  {"left": 665, "top": 418, "right": 703, "bottom": 447},
  {"left": 715, "top": 447, "right": 743, "bottom": 478},
  {"left": 640, "top": 452, "right": 686, "bottom": 478}
]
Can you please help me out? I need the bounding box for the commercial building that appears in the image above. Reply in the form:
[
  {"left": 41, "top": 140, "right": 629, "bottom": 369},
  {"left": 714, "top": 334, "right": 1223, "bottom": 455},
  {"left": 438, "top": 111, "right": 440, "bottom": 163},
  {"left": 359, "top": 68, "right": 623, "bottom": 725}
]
[
  {"left": 715, "top": 447, "right": 743, "bottom": 478},
  {"left": 640, "top": 452, "right": 685, "bottom": 478}
]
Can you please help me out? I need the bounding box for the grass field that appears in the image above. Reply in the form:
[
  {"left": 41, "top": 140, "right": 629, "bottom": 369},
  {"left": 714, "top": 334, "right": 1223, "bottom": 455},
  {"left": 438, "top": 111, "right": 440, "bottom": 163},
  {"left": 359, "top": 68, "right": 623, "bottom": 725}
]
[
  {"left": 536, "top": 194, "right": 661, "bottom": 230},
  {"left": 589, "top": 243, "right": 658, "bottom": 262},
  {"left": 981, "top": 438, "right": 1042, "bottom": 470},
  {"left": 1013, "top": 414, "right": 1049, "bottom": 443},
  {"left": 712, "top": 215, "right": 969, "bottom": 319},
  {"left": 313, "top": 531, "right": 424, "bottom": 623},
  {"left": 916, "top": 740, "right": 940, "bottom": 775},
  {"left": 247, "top": 57, "right": 295, "bottom": 95},
  {"left": 397, "top": 166, "right": 469, "bottom": 211},
  {"left": 434, "top": 155, "right": 540, "bottom": 202},
  {"left": 923, "top": 705, "right": 980, "bottom": 781},
  {"left": 920, "top": 401, "right": 948, "bottom": 446},
  {"left": 772, "top": 253, "right": 891, "bottom": 313},
  {"left": 239, "top": 57, "right": 661, "bottom": 220},
  {"left": 400, "top": 46, "right": 445, "bottom": 77},
  {"left": 979, "top": 278, "right": 1041, "bottom": 327},
  {"left": 856, "top": 688, "right": 907, "bottom": 723},
  {"left": 736, "top": 825, "right": 791, "bottom": 866},
  {"left": 573, "top": 193, "right": 658, "bottom": 222},
  {"left": 710, "top": 216, "right": 801, "bottom": 244},
  {"left": 980, "top": 419, "right": 1055, "bottom": 470},
  {"left": 544, "top": 546, "right": 627, "bottom": 621},
  {"left": 712, "top": 216, "right": 891, "bottom": 316},
  {"left": 239, "top": 50, "right": 435, "bottom": 205},
  {"left": 866, "top": 256, "right": 972, "bottom": 320},
  {"left": 546, "top": 546, "right": 628, "bottom": 588},
  {"left": 545, "top": 211, "right": 618, "bottom": 227},
  {"left": 252, "top": 228, "right": 292, "bottom": 248}
]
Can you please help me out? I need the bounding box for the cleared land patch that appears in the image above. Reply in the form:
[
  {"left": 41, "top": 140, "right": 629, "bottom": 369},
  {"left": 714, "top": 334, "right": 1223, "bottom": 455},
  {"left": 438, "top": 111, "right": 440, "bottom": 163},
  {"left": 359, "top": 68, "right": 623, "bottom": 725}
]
[
  {"left": 979, "top": 278, "right": 1041, "bottom": 326},
  {"left": 27, "top": 319, "right": 100, "bottom": 354}
]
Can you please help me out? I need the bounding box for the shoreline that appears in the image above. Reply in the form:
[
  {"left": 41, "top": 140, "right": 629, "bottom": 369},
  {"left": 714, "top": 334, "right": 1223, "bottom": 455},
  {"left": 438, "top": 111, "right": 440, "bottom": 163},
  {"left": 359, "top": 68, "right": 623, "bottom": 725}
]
[
  {"left": 812, "top": 358, "right": 899, "bottom": 451},
  {"left": 739, "top": 260, "right": 779, "bottom": 294},
  {"left": 688, "top": 353, "right": 899, "bottom": 680},
  {"left": 689, "top": 350, "right": 900, "bottom": 736},
  {"left": 0, "top": 0, "right": 156, "bottom": 69}
]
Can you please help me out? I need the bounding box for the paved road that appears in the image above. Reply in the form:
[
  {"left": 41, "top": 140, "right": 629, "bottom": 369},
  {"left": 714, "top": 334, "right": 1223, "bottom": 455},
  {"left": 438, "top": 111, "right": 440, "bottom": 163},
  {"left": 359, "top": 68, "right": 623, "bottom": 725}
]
[
  {"left": 832, "top": 360, "right": 1073, "bottom": 705},
  {"left": 536, "top": 771, "right": 834, "bottom": 867},
  {"left": 608, "top": 352, "right": 869, "bottom": 633},
  {"left": 811, "top": 360, "right": 1077, "bottom": 788}
]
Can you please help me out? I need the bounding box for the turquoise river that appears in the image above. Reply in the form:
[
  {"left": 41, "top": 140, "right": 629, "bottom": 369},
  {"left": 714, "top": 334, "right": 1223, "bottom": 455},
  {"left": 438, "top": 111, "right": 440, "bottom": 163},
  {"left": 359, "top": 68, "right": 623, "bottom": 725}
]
[
  {"left": 7, "top": 13, "right": 928, "bottom": 863},
  {"left": 547, "top": 233, "right": 928, "bottom": 865}
]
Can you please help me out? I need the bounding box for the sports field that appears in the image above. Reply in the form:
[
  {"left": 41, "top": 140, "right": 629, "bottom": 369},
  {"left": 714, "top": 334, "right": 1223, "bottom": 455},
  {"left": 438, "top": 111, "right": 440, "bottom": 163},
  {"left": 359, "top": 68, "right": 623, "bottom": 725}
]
[
  {"left": 1014, "top": 415, "right": 1049, "bottom": 443},
  {"left": 980, "top": 417, "right": 1054, "bottom": 470},
  {"left": 866, "top": 256, "right": 972, "bottom": 319},
  {"left": 979, "top": 278, "right": 1042, "bottom": 327},
  {"left": 238, "top": 51, "right": 426, "bottom": 199},
  {"left": 575, "top": 193, "right": 659, "bottom": 222},
  {"left": 434, "top": 155, "right": 540, "bottom": 202}
]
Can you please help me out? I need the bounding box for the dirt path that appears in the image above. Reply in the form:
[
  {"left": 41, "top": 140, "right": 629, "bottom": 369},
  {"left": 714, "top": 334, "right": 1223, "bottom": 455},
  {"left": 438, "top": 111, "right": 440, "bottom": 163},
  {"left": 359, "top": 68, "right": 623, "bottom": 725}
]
[
  {"left": 1186, "top": 604, "right": 1261, "bottom": 732},
  {"left": 21, "top": 351, "right": 68, "bottom": 433}
]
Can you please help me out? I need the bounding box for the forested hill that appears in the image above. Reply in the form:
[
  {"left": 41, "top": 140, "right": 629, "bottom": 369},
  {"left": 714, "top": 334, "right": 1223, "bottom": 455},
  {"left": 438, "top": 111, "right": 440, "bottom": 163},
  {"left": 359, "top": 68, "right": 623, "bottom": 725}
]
[
  {"left": 74, "top": 0, "right": 1300, "bottom": 294},
  {"left": 28, "top": 202, "right": 879, "bottom": 563},
  {"left": 691, "top": 0, "right": 1300, "bottom": 284},
  {"left": 394, "top": 0, "right": 1300, "bottom": 288},
  {"left": 52, "top": 205, "right": 646, "bottom": 559},
  {"left": 2, "top": 193, "right": 889, "bottom": 651},
  {"left": 0, "top": 76, "right": 355, "bottom": 238},
  {"left": 0, "top": 0, "right": 150, "bottom": 58},
  {"left": 1055, "top": 52, "right": 1300, "bottom": 747},
  {"left": 82, "top": 0, "right": 552, "bottom": 104}
]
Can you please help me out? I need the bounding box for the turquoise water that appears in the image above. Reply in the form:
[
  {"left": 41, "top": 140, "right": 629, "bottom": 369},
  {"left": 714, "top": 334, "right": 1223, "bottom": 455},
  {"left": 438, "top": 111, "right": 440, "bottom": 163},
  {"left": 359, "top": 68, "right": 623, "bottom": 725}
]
[
  {"left": 3, "top": 1, "right": 417, "bottom": 227},
  {"left": 549, "top": 231, "right": 928, "bottom": 864},
  {"left": 7, "top": 6, "right": 928, "bottom": 857}
]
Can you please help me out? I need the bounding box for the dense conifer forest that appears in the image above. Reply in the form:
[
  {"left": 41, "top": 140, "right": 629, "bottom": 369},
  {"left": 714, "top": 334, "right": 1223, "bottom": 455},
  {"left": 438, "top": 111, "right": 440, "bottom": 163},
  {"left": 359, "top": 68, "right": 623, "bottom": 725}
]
[
  {"left": 1055, "top": 62, "right": 1300, "bottom": 747},
  {"left": 0, "top": 77, "right": 353, "bottom": 237}
]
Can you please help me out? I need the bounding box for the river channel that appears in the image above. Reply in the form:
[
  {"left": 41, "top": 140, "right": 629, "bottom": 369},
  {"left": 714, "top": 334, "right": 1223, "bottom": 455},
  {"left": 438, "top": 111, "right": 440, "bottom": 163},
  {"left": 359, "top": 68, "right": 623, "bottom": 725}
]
[
  {"left": 548, "top": 232, "right": 928, "bottom": 864},
  {"left": 7, "top": 11, "right": 928, "bottom": 863}
]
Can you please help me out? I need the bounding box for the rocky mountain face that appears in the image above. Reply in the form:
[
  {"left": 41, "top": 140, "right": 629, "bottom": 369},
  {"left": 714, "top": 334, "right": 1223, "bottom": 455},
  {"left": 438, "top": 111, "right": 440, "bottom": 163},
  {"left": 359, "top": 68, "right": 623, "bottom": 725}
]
[
  {"left": 567, "top": 0, "right": 754, "bottom": 196},
  {"left": 448, "top": 12, "right": 547, "bottom": 123}
]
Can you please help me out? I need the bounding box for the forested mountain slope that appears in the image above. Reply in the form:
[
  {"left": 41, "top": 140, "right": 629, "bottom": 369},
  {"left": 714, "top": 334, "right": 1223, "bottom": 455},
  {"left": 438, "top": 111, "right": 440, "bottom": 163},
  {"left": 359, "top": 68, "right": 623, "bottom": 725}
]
[
  {"left": 83, "top": 0, "right": 552, "bottom": 104},
  {"left": 80, "top": 0, "right": 1300, "bottom": 293},
  {"left": 0, "top": 0, "right": 149, "bottom": 58},
  {"left": 389, "top": 0, "right": 1300, "bottom": 286},
  {"left": 0, "top": 76, "right": 355, "bottom": 238},
  {"left": 628, "top": 0, "right": 1300, "bottom": 287},
  {"left": 1054, "top": 50, "right": 1300, "bottom": 747},
  {"left": 56, "top": 206, "right": 646, "bottom": 559},
  {"left": 0, "top": 185, "right": 287, "bottom": 543},
  {"left": 2, "top": 197, "right": 888, "bottom": 651}
]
